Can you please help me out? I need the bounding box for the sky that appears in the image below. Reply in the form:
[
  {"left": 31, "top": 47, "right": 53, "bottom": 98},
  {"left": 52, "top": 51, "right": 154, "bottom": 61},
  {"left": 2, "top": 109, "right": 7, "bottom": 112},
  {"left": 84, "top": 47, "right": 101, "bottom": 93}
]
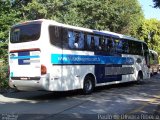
[{"left": 138, "top": 0, "right": 160, "bottom": 20}]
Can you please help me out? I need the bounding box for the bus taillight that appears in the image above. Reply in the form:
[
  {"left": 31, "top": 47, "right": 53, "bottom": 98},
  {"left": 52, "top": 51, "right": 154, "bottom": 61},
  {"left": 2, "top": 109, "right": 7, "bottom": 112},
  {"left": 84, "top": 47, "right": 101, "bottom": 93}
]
[{"left": 41, "top": 64, "right": 47, "bottom": 75}]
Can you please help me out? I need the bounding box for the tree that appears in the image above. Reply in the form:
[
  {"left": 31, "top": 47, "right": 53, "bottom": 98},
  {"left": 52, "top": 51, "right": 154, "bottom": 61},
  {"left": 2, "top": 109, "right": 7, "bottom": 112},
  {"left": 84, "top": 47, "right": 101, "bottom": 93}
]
[
  {"left": 22, "top": 0, "right": 144, "bottom": 35},
  {"left": 0, "top": 1, "right": 17, "bottom": 42},
  {"left": 137, "top": 19, "right": 160, "bottom": 55},
  {"left": 0, "top": 0, "right": 151, "bottom": 89},
  {"left": 73, "top": 0, "right": 144, "bottom": 35},
  {"left": 153, "top": 0, "right": 160, "bottom": 8},
  {"left": 0, "top": 0, "right": 23, "bottom": 62},
  {"left": 0, "top": 0, "right": 144, "bottom": 61},
  {"left": 0, "top": 0, "right": 30, "bottom": 43}
]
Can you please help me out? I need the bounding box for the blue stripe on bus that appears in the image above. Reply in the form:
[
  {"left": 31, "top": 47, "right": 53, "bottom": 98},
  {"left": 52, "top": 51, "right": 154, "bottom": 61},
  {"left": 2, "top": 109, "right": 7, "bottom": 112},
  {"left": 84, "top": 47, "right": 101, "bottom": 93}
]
[
  {"left": 10, "top": 55, "right": 40, "bottom": 59},
  {"left": 51, "top": 54, "right": 134, "bottom": 65}
]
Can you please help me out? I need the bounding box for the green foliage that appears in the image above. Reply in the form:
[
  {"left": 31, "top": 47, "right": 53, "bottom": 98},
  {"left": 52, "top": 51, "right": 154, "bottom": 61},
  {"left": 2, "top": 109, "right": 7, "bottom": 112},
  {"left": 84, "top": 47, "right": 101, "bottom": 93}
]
[
  {"left": 0, "top": 43, "right": 8, "bottom": 89},
  {"left": 21, "top": 0, "right": 144, "bottom": 35},
  {"left": 0, "top": 42, "right": 8, "bottom": 63},
  {"left": 0, "top": 0, "right": 20, "bottom": 43},
  {"left": 0, "top": 64, "right": 8, "bottom": 88},
  {"left": 137, "top": 19, "right": 160, "bottom": 60},
  {"left": 0, "top": 0, "right": 22, "bottom": 89},
  {"left": 0, "top": 0, "right": 159, "bottom": 89}
]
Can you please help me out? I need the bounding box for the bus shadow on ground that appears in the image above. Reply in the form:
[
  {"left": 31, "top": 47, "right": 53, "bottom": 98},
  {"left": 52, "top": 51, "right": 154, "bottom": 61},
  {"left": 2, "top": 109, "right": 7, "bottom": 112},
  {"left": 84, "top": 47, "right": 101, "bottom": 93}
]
[
  {"left": 2, "top": 80, "right": 147, "bottom": 101},
  {"left": 4, "top": 72, "right": 159, "bottom": 101}
]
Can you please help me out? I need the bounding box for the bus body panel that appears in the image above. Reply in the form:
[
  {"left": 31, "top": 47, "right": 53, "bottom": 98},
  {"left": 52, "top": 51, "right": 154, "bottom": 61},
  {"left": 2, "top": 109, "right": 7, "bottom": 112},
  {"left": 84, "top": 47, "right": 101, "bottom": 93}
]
[
  {"left": 9, "top": 19, "right": 150, "bottom": 92},
  {"left": 9, "top": 20, "right": 48, "bottom": 90},
  {"left": 48, "top": 49, "right": 95, "bottom": 91},
  {"left": 9, "top": 50, "right": 41, "bottom": 78},
  {"left": 122, "top": 54, "right": 150, "bottom": 81}
]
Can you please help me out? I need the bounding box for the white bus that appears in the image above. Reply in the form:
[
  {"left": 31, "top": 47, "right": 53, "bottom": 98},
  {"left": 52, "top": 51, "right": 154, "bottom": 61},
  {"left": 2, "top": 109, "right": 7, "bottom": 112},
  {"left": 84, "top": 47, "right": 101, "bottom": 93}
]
[
  {"left": 9, "top": 19, "right": 150, "bottom": 94},
  {"left": 149, "top": 49, "right": 159, "bottom": 76}
]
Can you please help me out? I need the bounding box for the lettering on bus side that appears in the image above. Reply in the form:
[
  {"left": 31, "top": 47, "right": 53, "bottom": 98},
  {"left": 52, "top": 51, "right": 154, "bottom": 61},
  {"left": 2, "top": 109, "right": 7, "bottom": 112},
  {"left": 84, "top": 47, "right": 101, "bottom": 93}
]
[{"left": 51, "top": 54, "right": 134, "bottom": 65}]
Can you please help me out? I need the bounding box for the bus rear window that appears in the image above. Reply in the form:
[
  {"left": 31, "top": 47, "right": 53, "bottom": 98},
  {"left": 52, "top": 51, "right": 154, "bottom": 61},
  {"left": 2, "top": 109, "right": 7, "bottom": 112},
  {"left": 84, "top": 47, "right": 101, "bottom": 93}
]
[{"left": 10, "top": 23, "right": 41, "bottom": 43}]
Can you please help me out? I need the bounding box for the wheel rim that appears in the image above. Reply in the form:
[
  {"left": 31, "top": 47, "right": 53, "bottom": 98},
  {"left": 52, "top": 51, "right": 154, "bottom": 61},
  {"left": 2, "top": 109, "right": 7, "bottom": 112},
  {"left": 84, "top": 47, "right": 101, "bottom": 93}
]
[{"left": 84, "top": 79, "right": 92, "bottom": 92}]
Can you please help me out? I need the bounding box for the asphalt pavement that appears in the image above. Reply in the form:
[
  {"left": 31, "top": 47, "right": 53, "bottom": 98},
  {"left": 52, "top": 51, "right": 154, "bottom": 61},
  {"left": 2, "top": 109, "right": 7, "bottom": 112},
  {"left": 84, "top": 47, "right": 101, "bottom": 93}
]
[{"left": 0, "top": 74, "right": 160, "bottom": 120}]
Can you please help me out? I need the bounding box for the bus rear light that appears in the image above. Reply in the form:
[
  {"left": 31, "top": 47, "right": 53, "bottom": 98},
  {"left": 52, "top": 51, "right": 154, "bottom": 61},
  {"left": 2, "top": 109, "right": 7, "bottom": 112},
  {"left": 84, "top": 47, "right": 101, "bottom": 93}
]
[{"left": 41, "top": 64, "right": 47, "bottom": 75}]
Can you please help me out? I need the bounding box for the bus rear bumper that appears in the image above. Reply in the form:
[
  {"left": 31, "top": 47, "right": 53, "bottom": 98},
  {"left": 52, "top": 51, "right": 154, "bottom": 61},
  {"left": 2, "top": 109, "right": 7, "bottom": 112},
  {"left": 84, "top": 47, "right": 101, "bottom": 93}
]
[{"left": 9, "top": 76, "right": 49, "bottom": 91}]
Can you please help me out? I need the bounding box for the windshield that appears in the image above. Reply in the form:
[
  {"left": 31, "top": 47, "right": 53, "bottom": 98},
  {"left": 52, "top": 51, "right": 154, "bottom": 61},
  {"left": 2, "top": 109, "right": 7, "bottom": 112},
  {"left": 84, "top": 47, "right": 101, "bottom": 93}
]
[{"left": 10, "top": 22, "right": 41, "bottom": 43}]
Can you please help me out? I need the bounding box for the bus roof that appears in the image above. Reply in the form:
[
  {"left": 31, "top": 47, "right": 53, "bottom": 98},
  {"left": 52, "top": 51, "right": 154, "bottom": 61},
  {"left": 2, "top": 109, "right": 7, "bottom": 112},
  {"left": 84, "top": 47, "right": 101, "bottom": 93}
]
[
  {"left": 15, "top": 19, "right": 119, "bottom": 38},
  {"left": 101, "top": 30, "right": 145, "bottom": 43},
  {"left": 12, "top": 19, "right": 146, "bottom": 43}
]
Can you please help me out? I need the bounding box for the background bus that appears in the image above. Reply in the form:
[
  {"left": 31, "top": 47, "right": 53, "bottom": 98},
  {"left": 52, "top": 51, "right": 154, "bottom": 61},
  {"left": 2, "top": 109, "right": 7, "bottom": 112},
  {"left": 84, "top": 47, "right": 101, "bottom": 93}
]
[
  {"left": 9, "top": 19, "right": 150, "bottom": 94},
  {"left": 149, "top": 49, "right": 159, "bottom": 76}
]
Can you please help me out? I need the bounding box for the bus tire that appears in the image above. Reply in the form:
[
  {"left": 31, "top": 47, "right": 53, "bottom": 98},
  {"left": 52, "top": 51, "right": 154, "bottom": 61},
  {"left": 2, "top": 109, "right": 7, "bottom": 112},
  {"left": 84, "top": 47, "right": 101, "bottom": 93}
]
[
  {"left": 137, "top": 72, "right": 143, "bottom": 84},
  {"left": 83, "top": 75, "right": 95, "bottom": 95},
  {"left": 150, "top": 72, "right": 153, "bottom": 77}
]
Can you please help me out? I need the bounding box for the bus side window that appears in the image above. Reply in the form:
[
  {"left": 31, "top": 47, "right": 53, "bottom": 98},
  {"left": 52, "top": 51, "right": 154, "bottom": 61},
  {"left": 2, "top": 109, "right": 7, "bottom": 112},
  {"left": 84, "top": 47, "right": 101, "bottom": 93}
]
[
  {"left": 105, "top": 37, "right": 110, "bottom": 52},
  {"left": 114, "top": 39, "right": 122, "bottom": 53},
  {"left": 87, "top": 34, "right": 91, "bottom": 49},
  {"left": 106, "top": 37, "right": 114, "bottom": 53},
  {"left": 91, "top": 36, "right": 95, "bottom": 50},
  {"left": 11, "top": 29, "right": 20, "bottom": 43},
  {"left": 128, "top": 41, "right": 140, "bottom": 55},
  {"left": 104, "top": 37, "right": 108, "bottom": 52},
  {"left": 77, "top": 32, "right": 84, "bottom": 49},
  {"left": 68, "top": 31, "right": 75, "bottom": 49},
  {"left": 122, "top": 39, "right": 129, "bottom": 54},
  {"left": 49, "top": 26, "right": 62, "bottom": 47},
  {"left": 79, "top": 32, "right": 84, "bottom": 49},
  {"left": 62, "top": 28, "right": 68, "bottom": 49},
  {"left": 74, "top": 32, "right": 79, "bottom": 48},
  {"left": 94, "top": 36, "right": 99, "bottom": 50},
  {"left": 128, "top": 41, "right": 134, "bottom": 54},
  {"left": 128, "top": 41, "right": 142, "bottom": 55},
  {"left": 112, "top": 39, "right": 116, "bottom": 53},
  {"left": 84, "top": 33, "right": 88, "bottom": 50},
  {"left": 135, "top": 42, "right": 143, "bottom": 55},
  {"left": 68, "top": 31, "right": 84, "bottom": 49},
  {"left": 99, "top": 36, "right": 105, "bottom": 51},
  {"left": 87, "top": 34, "right": 94, "bottom": 50}
]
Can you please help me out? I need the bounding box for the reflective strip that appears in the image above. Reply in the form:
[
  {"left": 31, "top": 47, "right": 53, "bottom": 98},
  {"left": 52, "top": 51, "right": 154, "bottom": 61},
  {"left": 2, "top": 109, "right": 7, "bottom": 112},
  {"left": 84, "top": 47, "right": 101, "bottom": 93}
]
[{"left": 10, "top": 55, "right": 40, "bottom": 59}]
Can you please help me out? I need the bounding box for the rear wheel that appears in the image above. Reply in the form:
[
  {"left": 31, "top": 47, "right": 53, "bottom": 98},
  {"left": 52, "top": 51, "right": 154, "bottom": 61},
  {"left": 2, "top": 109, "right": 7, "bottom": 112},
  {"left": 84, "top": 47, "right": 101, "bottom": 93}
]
[
  {"left": 137, "top": 72, "right": 143, "bottom": 84},
  {"left": 83, "top": 76, "right": 94, "bottom": 95}
]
